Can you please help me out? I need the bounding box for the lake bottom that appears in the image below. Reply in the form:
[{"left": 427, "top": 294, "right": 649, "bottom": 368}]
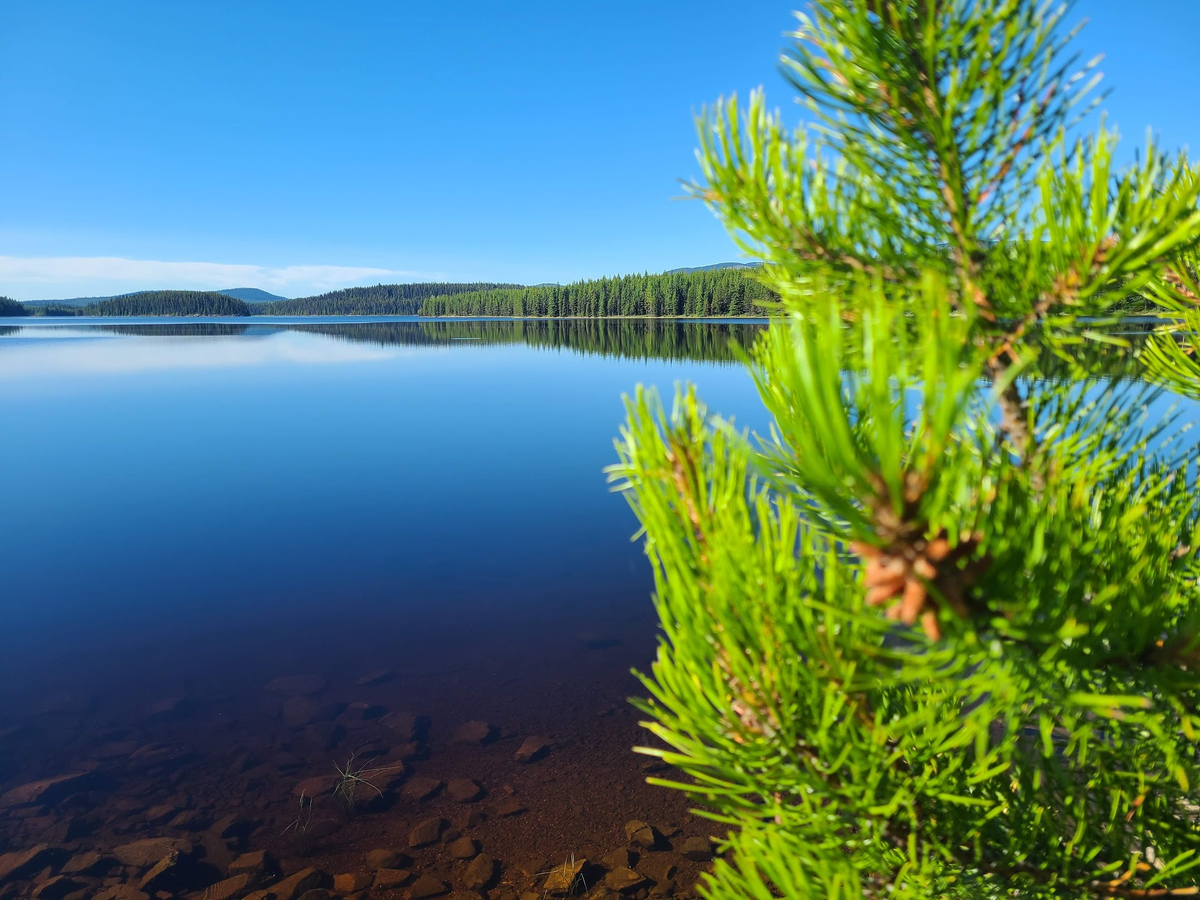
[{"left": 0, "top": 602, "right": 714, "bottom": 900}]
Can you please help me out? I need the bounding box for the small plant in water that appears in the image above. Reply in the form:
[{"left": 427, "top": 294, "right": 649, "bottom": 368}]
[
  {"left": 537, "top": 854, "right": 588, "bottom": 898},
  {"left": 331, "top": 753, "right": 401, "bottom": 815},
  {"left": 279, "top": 789, "right": 314, "bottom": 838}
]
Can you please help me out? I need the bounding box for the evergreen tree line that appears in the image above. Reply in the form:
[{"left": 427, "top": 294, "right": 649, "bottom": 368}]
[
  {"left": 0, "top": 296, "right": 29, "bottom": 316},
  {"left": 26, "top": 291, "right": 253, "bottom": 317},
  {"left": 419, "top": 269, "right": 774, "bottom": 317},
  {"left": 84, "top": 291, "right": 251, "bottom": 317},
  {"left": 258, "top": 282, "right": 520, "bottom": 315}
]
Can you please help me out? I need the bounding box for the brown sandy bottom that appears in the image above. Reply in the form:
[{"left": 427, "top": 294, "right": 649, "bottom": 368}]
[{"left": 0, "top": 612, "right": 721, "bottom": 900}]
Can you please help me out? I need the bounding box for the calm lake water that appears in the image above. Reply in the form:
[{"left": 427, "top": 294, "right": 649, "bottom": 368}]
[
  {"left": 0, "top": 316, "right": 1195, "bottom": 898},
  {"left": 0, "top": 318, "right": 767, "bottom": 676}
]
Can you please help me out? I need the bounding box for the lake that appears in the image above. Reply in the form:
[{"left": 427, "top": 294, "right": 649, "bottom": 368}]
[{"left": 0, "top": 317, "right": 770, "bottom": 898}]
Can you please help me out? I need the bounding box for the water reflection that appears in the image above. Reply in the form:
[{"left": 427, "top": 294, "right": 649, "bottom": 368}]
[{"left": 1, "top": 317, "right": 767, "bottom": 365}]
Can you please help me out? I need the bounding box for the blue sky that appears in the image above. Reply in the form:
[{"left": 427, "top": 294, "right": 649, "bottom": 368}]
[{"left": 1, "top": 1, "right": 1197, "bottom": 301}]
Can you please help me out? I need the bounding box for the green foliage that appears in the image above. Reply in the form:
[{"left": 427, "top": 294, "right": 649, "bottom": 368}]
[
  {"left": 419, "top": 269, "right": 774, "bottom": 317},
  {"left": 611, "top": 2, "right": 1200, "bottom": 897},
  {"left": 0, "top": 296, "right": 29, "bottom": 317},
  {"left": 260, "top": 282, "right": 518, "bottom": 315},
  {"left": 81, "top": 291, "right": 251, "bottom": 317}
]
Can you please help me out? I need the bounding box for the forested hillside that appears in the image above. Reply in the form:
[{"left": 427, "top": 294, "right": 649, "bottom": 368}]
[
  {"left": 0, "top": 296, "right": 29, "bottom": 316},
  {"left": 84, "top": 292, "right": 250, "bottom": 317},
  {"left": 419, "top": 269, "right": 774, "bottom": 317},
  {"left": 259, "top": 282, "right": 520, "bottom": 315}
]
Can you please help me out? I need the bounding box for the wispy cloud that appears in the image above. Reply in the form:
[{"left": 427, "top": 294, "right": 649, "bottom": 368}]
[
  {"left": 0, "top": 255, "right": 435, "bottom": 300},
  {"left": 0, "top": 329, "right": 412, "bottom": 379}
]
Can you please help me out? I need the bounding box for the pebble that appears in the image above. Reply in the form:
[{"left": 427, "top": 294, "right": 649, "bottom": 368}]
[{"left": 449, "top": 837, "right": 479, "bottom": 860}]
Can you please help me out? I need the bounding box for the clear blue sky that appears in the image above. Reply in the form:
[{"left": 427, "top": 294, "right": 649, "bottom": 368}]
[{"left": 1, "top": 1, "right": 1197, "bottom": 300}]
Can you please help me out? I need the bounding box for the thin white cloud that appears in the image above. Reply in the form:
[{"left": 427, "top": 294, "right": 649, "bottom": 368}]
[
  {"left": 0, "top": 329, "right": 414, "bottom": 378},
  {"left": 0, "top": 255, "right": 434, "bottom": 300}
]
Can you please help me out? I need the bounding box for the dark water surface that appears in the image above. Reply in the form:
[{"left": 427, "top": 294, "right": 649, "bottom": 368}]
[{"left": 0, "top": 317, "right": 769, "bottom": 899}]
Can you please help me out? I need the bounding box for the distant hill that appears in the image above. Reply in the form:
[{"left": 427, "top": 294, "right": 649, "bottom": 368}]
[
  {"left": 26, "top": 291, "right": 251, "bottom": 317},
  {"left": 662, "top": 260, "right": 763, "bottom": 274},
  {"left": 24, "top": 287, "right": 286, "bottom": 307},
  {"left": 23, "top": 295, "right": 112, "bottom": 307},
  {"left": 666, "top": 261, "right": 763, "bottom": 274},
  {"left": 217, "top": 287, "right": 288, "bottom": 303}
]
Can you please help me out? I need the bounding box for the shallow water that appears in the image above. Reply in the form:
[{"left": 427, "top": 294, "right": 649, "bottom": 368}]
[{"left": 0, "top": 317, "right": 770, "bottom": 899}]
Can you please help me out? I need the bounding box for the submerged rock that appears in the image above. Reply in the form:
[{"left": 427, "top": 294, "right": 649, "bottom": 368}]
[
  {"left": 447, "top": 778, "right": 483, "bottom": 803},
  {"left": 409, "top": 816, "right": 446, "bottom": 847},
  {"left": 0, "top": 844, "right": 61, "bottom": 884},
  {"left": 374, "top": 867, "right": 411, "bottom": 889},
  {"left": 605, "top": 866, "right": 648, "bottom": 892},
  {"left": 409, "top": 874, "right": 449, "bottom": 898},
  {"left": 402, "top": 776, "right": 443, "bottom": 801},
  {"left": 449, "top": 837, "right": 479, "bottom": 860},
  {"left": 542, "top": 857, "right": 586, "bottom": 895},
  {"left": 462, "top": 853, "right": 496, "bottom": 891},
  {"left": 203, "top": 873, "right": 254, "bottom": 900},
  {"left": 31, "top": 876, "right": 90, "bottom": 899},
  {"left": 60, "top": 850, "right": 114, "bottom": 876},
  {"left": 272, "top": 866, "right": 331, "bottom": 900},
  {"left": 112, "top": 837, "right": 193, "bottom": 869},
  {"left": 228, "top": 848, "right": 278, "bottom": 882},
  {"left": 365, "top": 848, "right": 408, "bottom": 869},
  {"left": 380, "top": 710, "right": 422, "bottom": 742},
  {"left": 624, "top": 820, "right": 661, "bottom": 850},
  {"left": 494, "top": 796, "right": 526, "bottom": 817},
  {"left": 603, "top": 848, "right": 634, "bottom": 870},
  {"left": 452, "top": 720, "right": 495, "bottom": 745},
  {"left": 145, "top": 696, "right": 194, "bottom": 721},
  {"left": 0, "top": 772, "right": 93, "bottom": 808},
  {"left": 356, "top": 668, "right": 394, "bottom": 686},
  {"left": 334, "top": 872, "right": 373, "bottom": 892},
  {"left": 138, "top": 849, "right": 187, "bottom": 892},
  {"left": 679, "top": 835, "right": 714, "bottom": 861},
  {"left": 514, "top": 735, "right": 549, "bottom": 764}
]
